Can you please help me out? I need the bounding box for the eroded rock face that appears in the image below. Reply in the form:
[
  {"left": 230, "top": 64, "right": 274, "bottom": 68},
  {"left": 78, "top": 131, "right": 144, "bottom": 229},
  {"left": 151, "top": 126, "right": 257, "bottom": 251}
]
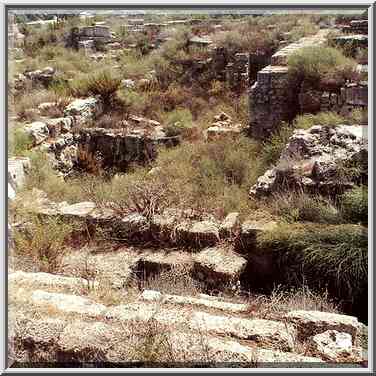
[
  {"left": 191, "top": 312, "right": 296, "bottom": 351},
  {"left": 64, "top": 97, "right": 103, "bottom": 125},
  {"left": 250, "top": 124, "right": 367, "bottom": 197},
  {"left": 23, "top": 66, "right": 55, "bottom": 87},
  {"left": 309, "top": 330, "right": 353, "bottom": 361},
  {"left": 9, "top": 271, "right": 97, "bottom": 292},
  {"left": 285, "top": 310, "right": 363, "bottom": 346},
  {"left": 192, "top": 246, "right": 247, "bottom": 289},
  {"left": 76, "top": 127, "right": 180, "bottom": 172},
  {"left": 23, "top": 121, "right": 49, "bottom": 145}
]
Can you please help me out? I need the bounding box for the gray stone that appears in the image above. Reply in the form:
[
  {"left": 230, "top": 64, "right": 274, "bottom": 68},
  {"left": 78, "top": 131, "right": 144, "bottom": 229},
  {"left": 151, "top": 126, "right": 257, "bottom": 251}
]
[{"left": 23, "top": 121, "right": 49, "bottom": 145}]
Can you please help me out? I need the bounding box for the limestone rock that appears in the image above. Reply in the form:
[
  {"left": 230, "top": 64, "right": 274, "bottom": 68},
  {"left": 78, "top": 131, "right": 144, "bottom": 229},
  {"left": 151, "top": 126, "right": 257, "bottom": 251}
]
[
  {"left": 191, "top": 312, "right": 296, "bottom": 351},
  {"left": 140, "top": 289, "right": 250, "bottom": 313},
  {"left": 45, "top": 117, "right": 73, "bottom": 136},
  {"left": 192, "top": 246, "right": 247, "bottom": 289},
  {"left": 9, "top": 271, "right": 98, "bottom": 292},
  {"left": 23, "top": 121, "right": 49, "bottom": 145},
  {"left": 239, "top": 220, "right": 277, "bottom": 248},
  {"left": 57, "top": 321, "right": 117, "bottom": 362},
  {"left": 219, "top": 212, "right": 240, "bottom": 238},
  {"left": 31, "top": 290, "right": 106, "bottom": 317},
  {"left": 285, "top": 310, "right": 363, "bottom": 345},
  {"left": 309, "top": 330, "right": 353, "bottom": 361},
  {"left": 64, "top": 97, "right": 103, "bottom": 124},
  {"left": 250, "top": 124, "right": 367, "bottom": 197},
  {"left": 183, "top": 220, "right": 220, "bottom": 247},
  {"left": 8, "top": 157, "right": 31, "bottom": 190}
]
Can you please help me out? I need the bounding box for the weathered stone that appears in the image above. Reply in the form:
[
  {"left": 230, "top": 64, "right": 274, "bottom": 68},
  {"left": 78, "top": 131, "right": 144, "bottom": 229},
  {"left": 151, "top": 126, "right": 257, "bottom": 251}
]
[
  {"left": 9, "top": 271, "right": 98, "bottom": 292},
  {"left": 191, "top": 312, "right": 296, "bottom": 350},
  {"left": 45, "top": 117, "right": 73, "bottom": 136},
  {"left": 192, "top": 246, "right": 247, "bottom": 289},
  {"left": 309, "top": 330, "right": 353, "bottom": 362},
  {"left": 186, "top": 221, "right": 220, "bottom": 247},
  {"left": 57, "top": 321, "right": 116, "bottom": 362},
  {"left": 219, "top": 212, "right": 240, "bottom": 238},
  {"left": 31, "top": 290, "right": 106, "bottom": 317},
  {"left": 23, "top": 121, "right": 49, "bottom": 145},
  {"left": 38, "top": 101, "right": 58, "bottom": 114},
  {"left": 64, "top": 97, "right": 103, "bottom": 124},
  {"left": 206, "top": 125, "right": 242, "bottom": 141},
  {"left": 61, "top": 249, "right": 139, "bottom": 290},
  {"left": 122, "top": 79, "right": 135, "bottom": 89},
  {"left": 250, "top": 30, "right": 331, "bottom": 139},
  {"left": 8, "top": 157, "right": 31, "bottom": 190},
  {"left": 250, "top": 124, "right": 367, "bottom": 197},
  {"left": 140, "top": 290, "right": 250, "bottom": 313},
  {"left": 285, "top": 310, "right": 363, "bottom": 345},
  {"left": 239, "top": 220, "right": 277, "bottom": 248},
  {"left": 117, "top": 213, "right": 149, "bottom": 238}
]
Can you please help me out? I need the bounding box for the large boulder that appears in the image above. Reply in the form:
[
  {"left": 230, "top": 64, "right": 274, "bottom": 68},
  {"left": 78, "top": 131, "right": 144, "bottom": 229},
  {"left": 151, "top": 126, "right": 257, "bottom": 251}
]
[{"left": 250, "top": 124, "right": 367, "bottom": 197}]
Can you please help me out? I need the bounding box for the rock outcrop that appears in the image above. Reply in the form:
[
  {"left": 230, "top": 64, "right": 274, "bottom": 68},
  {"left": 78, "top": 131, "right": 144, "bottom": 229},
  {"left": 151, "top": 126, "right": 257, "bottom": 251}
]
[
  {"left": 250, "top": 124, "right": 367, "bottom": 197},
  {"left": 10, "top": 268, "right": 366, "bottom": 366}
]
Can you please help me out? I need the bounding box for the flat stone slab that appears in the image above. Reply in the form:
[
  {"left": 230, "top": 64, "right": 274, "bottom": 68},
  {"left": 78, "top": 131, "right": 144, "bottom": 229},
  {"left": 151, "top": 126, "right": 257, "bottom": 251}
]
[
  {"left": 191, "top": 311, "right": 296, "bottom": 351},
  {"left": 60, "top": 249, "right": 140, "bottom": 289},
  {"left": 31, "top": 290, "right": 106, "bottom": 317},
  {"left": 140, "top": 289, "right": 250, "bottom": 313},
  {"left": 9, "top": 271, "right": 97, "bottom": 292},
  {"left": 192, "top": 246, "right": 247, "bottom": 288}
]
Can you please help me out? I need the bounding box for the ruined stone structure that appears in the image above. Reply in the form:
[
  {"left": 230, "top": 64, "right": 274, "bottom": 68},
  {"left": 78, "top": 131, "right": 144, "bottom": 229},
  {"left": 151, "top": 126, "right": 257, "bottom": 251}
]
[
  {"left": 342, "top": 19, "right": 368, "bottom": 35},
  {"left": 8, "top": 14, "right": 25, "bottom": 48},
  {"left": 249, "top": 30, "right": 330, "bottom": 139},
  {"left": 249, "top": 29, "right": 369, "bottom": 139},
  {"left": 77, "top": 128, "right": 180, "bottom": 171}
]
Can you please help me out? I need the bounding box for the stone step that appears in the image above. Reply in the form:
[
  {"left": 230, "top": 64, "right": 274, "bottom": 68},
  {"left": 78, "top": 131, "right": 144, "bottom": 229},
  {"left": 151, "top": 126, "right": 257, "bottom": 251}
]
[
  {"left": 11, "top": 286, "right": 294, "bottom": 351},
  {"left": 192, "top": 246, "right": 247, "bottom": 290},
  {"left": 10, "top": 313, "right": 323, "bottom": 365},
  {"left": 140, "top": 289, "right": 250, "bottom": 313},
  {"left": 9, "top": 270, "right": 98, "bottom": 293}
]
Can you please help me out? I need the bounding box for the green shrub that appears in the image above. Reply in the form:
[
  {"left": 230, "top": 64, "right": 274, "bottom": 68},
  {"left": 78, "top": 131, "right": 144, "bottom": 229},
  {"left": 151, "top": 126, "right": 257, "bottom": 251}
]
[
  {"left": 9, "top": 129, "right": 33, "bottom": 157},
  {"left": 293, "top": 110, "right": 367, "bottom": 130},
  {"left": 260, "top": 123, "right": 294, "bottom": 168},
  {"left": 257, "top": 223, "right": 368, "bottom": 307},
  {"left": 287, "top": 46, "right": 357, "bottom": 89},
  {"left": 271, "top": 191, "right": 341, "bottom": 224},
  {"left": 69, "top": 70, "right": 121, "bottom": 108},
  {"left": 13, "top": 214, "right": 73, "bottom": 273},
  {"left": 24, "top": 151, "right": 88, "bottom": 203},
  {"left": 339, "top": 186, "right": 368, "bottom": 225},
  {"left": 163, "top": 109, "right": 193, "bottom": 137}
]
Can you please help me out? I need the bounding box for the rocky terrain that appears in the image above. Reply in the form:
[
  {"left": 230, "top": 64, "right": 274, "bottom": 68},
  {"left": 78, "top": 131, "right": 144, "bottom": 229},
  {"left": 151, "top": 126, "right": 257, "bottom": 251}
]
[{"left": 8, "top": 10, "right": 368, "bottom": 368}]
